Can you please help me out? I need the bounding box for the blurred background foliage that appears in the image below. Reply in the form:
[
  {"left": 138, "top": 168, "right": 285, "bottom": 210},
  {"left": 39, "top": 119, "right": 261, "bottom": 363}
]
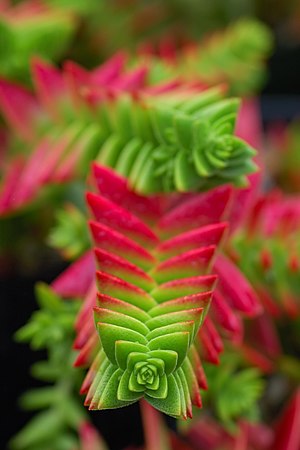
[{"left": 0, "top": 0, "right": 299, "bottom": 82}]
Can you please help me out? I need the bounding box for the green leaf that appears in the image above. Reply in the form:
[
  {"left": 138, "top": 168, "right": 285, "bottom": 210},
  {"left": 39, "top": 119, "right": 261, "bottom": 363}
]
[
  {"left": 148, "top": 332, "right": 189, "bottom": 369},
  {"left": 115, "top": 341, "right": 148, "bottom": 370},
  {"left": 115, "top": 138, "right": 143, "bottom": 177},
  {"left": 134, "top": 157, "right": 159, "bottom": 194},
  {"left": 30, "top": 361, "right": 60, "bottom": 382},
  {"left": 129, "top": 371, "right": 146, "bottom": 393},
  {"left": 174, "top": 372, "right": 186, "bottom": 417},
  {"left": 193, "top": 145, "right": 212, "bottom": 177},
  {"left": 179, "top": 86, "right": 224, "bottom": 115},
  {"left": 146, "top": 374, "right": 181, "bottom": 417},
  {"left": 127, "top": 352, "right": 148, "bottom": 371},
  {"left": 10, "top": 409, "right": 63, "bottom": 449},
  {"left": 145, "top": 374, "right": 168, "bottom": 399},
  {"left": 110, "top": 95, "right": 135, "bottom": 139},
  {"left": 15, "top": 322, "right": 40, "bottom": 343},
  {"left": 146, "top": 310, "right": 203, "bottom": 341},
  {"left": 19, "top": 388, "right": 57, "bottom": 410},
  {"left": 97, "top": 135, "right": 125, "bottom": 167},
  {"left": 59, "top": 397, "right": 87, "bottom": 428},
  {"left": 151, "top": 107, "right": 174, "bottom": 145},
  {"left": 0, "top": 20, "right": 15, "bottom": 60},
  {"left": 217, "top": 368, "right": 264, "bottom": 423},
  {"left": 174, "top": 114, "right": 193, "bottom": 150},
  {"left": 94, "top": 88, "right": 257, "bottom": 195},
  {"left": 95, "top": 309, "right": 149, "bottom": 336},
  {"left": 148, "top": 350, "right": 178, "bottom": 375},
  {"left": 97, "top": 367, "right": 136, "bottom": 409},
  {"left": 48, "top": 204, "right": 90, "bottom": 260},
  {"left": 118, "top": 370, "right": 144, "bottom": 401},
  {"left": 35, "top": 283, "right": 63, "bottom": 312},
  {"left": 97, "top": 323, "right": 148, "bottom": 365},
  {"left": 129, "top": 142, "right": 154, "bottom": 189},
  {"left": 174, "top": 151, "right": 202, "bottom": 192},
  {"left": 146, "top": 321, "right": 195, "bottom": 344}
]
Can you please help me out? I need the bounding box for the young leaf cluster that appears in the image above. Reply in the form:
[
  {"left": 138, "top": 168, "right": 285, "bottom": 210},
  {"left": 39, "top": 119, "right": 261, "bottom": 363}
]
[
  {"left": 233, "top": 231, "right": 300, "bottom": 317},
  {"left": 96, "top": 88, "right": 256, "bottom": 193},
  {"left": 0, "top": 10, "right": 75, "bottom": 83}
]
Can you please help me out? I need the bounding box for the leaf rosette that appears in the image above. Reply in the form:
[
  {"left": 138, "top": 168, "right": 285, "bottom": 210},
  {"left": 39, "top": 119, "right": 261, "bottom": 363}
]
[{"left": 118, "top": 352, "right": 174, "bottom": 401}]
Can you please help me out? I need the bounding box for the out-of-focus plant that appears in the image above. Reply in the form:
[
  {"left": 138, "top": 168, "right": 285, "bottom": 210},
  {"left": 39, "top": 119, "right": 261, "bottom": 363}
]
[
  {"left": 266, "top": 121, "right": 300, "bottom": 193},
  {"left": 48, "top": 204, "right": 90, "bottom": 260},
  {"left": 0, "top": 1, "right": 76, "bottom": 83},
  {"left": 201, "top": 353, "right": 264, "bottom": 431},
  {"left": 184, "top": 388, "right": 300, "bottom": 450},
  {"left": 43, "top": 0, "right": 254, "bottom": 60},
  {"left": 228, "top": 189, "right": 300, "bottom": 391},
  {"left": 11, "top": 283, "right": 85, "bottom": 450},
  {"left": 232, "top": 191, "right": 300, "bottom": 318},
  {"left": 144, "top": 18, "right": 273, "bottom": 96}
]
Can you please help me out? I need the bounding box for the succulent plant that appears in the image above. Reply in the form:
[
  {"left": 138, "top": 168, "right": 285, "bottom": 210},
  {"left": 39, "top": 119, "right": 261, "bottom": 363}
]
[
  {"left": 44, "top": 164, "right": 260, "bottom": 420},
  {"left": 0, "top": 26, "right": 273, "bottom": 449},
  {"left": 0, "top": 0, "right": 76, "bottom": 83}
]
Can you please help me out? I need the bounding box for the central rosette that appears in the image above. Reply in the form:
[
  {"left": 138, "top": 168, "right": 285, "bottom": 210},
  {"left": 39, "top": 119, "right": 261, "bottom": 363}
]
[
  {"left": 116, "top": 350, "right": 174, "bottom": 403},
  {"left": 130, "top": 356, "right": 164, "bottom": 392},
  {"left": 135, "top": 362, "right": 157, "bottom": 385}
]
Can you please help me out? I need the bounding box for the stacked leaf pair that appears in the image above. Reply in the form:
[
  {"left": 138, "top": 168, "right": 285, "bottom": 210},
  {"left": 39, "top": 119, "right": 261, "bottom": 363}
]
[{"left": 80, "top": 164, "right": 231, "bottom": 418}]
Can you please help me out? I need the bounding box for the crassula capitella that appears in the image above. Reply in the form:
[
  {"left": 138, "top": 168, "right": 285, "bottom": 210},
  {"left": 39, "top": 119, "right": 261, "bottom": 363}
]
[{"left": 50, "top": 162, "right": 261, "bottom": 419}]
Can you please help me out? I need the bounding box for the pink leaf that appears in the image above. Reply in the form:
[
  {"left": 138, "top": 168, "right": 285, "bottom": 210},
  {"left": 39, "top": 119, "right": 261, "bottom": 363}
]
[
  {"left": 91, "top": 52, "right": 126, "bottom": 85},
  {"left": 0, "top": 157, "right": 24, "bottom": 214},
  {"left": 86, "top": 192, "right": 159, "bottom": 248},
  {"left": 31, "top": 57, "right": 65, "bottom": 119},
  {"left": 0, "top": 78, "right": 38, "bottom": 140},
  {"left": 52, "top": 251, "right": 95, "bottom": 298},
  {"left": 92, "top": 163, "right": 163, "bottom": 222},
  {"left": 214, "top": 254, "right": 262, "bottom": 316},
  {"left": 158, "top": 186, "right": 232, "bottom": 237}
]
